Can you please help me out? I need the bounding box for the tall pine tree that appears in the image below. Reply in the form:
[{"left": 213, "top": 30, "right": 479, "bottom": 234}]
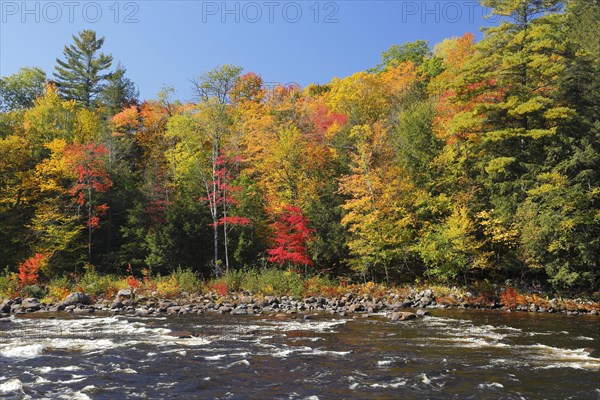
[{"left": 54, "top": 30, "right": 112, "bottom": 107}]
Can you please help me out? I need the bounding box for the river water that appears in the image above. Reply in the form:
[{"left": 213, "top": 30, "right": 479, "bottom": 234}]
[{"left": 1, "top": 310, "right": 598, "bottom": 399}]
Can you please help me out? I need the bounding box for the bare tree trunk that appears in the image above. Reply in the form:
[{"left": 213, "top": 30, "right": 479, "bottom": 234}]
[{"left": 87, "top": 186, "right": 92, "bottom": 263}]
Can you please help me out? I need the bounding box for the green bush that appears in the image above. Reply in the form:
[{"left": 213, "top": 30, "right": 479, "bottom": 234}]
[
  {"left": 78, "top": 266, "right": 120, "bottom": 296},
  {"left": 21, "top": 284, "right": 48, "bottom": 299},
  {"left": 0, "top": 268, "right": 19, "bottom": 298},
  {"left": 172, "top": 267, "right": 203, "bottom": 293},
  {"left": 226, "top": 268, "right": 304, "bottom": 297}
]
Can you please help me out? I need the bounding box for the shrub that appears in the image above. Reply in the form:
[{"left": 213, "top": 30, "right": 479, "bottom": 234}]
[
  {"left": 20, "top": 285, "right": 48, "bottom": 299},
  {"left": 79, "top": 266, "right": 120, "bottom": 297},
  {"left": 303, "top": 275, "right": 341, "bottom": 297},
  {"left": 500, "top": 287, "right": 524, "bottom": 309},
  {"left": 172, "top": 267, "right": 203, "bottom": 293},
  {"left": 209, "top": 280, "right": 229, "bottom": 296},
  {"left": 18, "top": 253, "right": 46, "bottom": 287},
  {"left": 0, "top": 268, "right": 20, "bottom": 298},
  {"left": 46, "top": 277, "right": 72, "bottom": 302},
  {"left": 156, "top": 275, "right": 180, "bottom": 298}
]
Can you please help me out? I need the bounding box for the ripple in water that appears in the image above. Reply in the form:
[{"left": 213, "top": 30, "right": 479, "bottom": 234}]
[{"left": 0, "top": 310, "right": 598, "bottom": 399}]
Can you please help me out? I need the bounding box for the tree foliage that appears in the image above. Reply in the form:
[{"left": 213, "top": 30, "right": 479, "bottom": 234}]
[{"left": 1, "top": 6, "right": 598, "bottom": 292}]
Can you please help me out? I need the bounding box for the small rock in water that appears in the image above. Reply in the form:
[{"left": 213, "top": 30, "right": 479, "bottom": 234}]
[
  {"left": 389, "top": 312, "right": 417, "bottom": 321},
  {"left": 166, "top": 330, "right": 194, "bottom": 339},
  {"left": 73, "top": 307, "right": 94, "bottom": 314}
]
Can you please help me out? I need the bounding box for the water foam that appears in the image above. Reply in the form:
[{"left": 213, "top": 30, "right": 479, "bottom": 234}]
[{"left": 0, "top": 379, "right": 23, "bottom": 394}]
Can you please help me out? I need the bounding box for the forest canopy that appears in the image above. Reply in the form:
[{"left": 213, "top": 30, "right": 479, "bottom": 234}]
[{"left": 1, "top": 0, "right": 598, "bottom": 293}]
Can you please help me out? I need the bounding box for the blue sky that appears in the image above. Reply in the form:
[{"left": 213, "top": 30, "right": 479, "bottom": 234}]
[{"left": 1, "top": 1, "right": 497, "bottom": 101}]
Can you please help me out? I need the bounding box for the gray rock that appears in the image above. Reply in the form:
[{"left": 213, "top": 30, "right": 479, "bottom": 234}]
[
  {"left": 389, "top": 311, "right": 417, "bottom": 321},
  {"left": 159, "top": 301, "right": 174, "bottom": 308},
  {"left": 1, "top": 299, "right": 14, "bottom": 313},
  {"left": 49, "top": 304, "right": 65, "bottom": 312},
  {"left": 416, "top": 309, "right": 430, "bottom": 316},
  {"left": 529, "top": 303, "right": 538, "bottom": 312},
  {"left": 231, "top": 308, "right": 248, "bottom": 315},
  {"left": 348, "top": 304, "right": 364, "bottom": 313},
  {"left": 62, "top": 292, "right": 90, "bottom": 306},
  {"left": 111, "top": 301, "right": 124, "bottom": 309},
  {"left": 167, "top": 330, "right": 194, "bottom": 338},
  {"left": 117, "top": 289, "right": 131, "bottom": 299},
  {"left": 73, "top": 307, "right": 94, "bottom": 314},
  {"left": 167, "top": 306, "right": 182, "bottom": 314},
  {"left": 21, "top": 298, "right": 40, "bottom": 310}
]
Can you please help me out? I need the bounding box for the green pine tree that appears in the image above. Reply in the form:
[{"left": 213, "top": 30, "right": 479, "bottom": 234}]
[{"left": 54, "top": 30, "right": 113, "bottom": 107}]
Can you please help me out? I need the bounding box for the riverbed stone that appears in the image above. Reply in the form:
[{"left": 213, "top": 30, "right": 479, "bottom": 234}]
[
  {"left": 74, "top": 307, "right": 94, "bottom": 314},
  {"left": 111, "top": 301, "right": 124, "bottom": 309},
  {"left": 49, "top": 304, "right": 65, "bottom": 312},
  {"left": 167, "top": 330, "right": 194, "bottom": 338},
  {"left": 167, "top": 306, "right": 181, "bottom": 314},
  {"left": 389, "top": 311, "right": 417, "bottom": 321},
  {"left": 62, "top": 292, "right": 90, "bottom": 306},
  {"left": 117, "top": 289, "right": 131, "bottom": 300},
  {"left": 1, "top": 299, "right": 14, "bottom": 313},
  {"left": 21, "top": 298, "right": 41, "bottom": 311},
  {"left": 348, "top": 304, "right": 364, "bottom": 313}
]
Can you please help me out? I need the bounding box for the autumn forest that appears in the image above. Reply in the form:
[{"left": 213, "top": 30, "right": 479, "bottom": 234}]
[{"left": 1, "top": 0, "right": 598, "bottom": 294}]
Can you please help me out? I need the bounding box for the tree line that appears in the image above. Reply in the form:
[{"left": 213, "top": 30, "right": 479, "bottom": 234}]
[{"left": 1, "top": 0, "right": 598, "bottom": 292}]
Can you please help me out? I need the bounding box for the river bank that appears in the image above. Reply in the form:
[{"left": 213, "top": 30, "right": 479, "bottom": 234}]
[{"left": 2, "top": 285, "right": 599, "bottom": 321}]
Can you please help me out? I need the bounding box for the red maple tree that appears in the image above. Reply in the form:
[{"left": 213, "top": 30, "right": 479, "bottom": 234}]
[
  {"left": 65, "top": 143, "right": 113, "bottom": 261},
  {"left": 267, "top": 205, "right": 315, "bottom": 268},
  {"left": 18, "top": 253, "right": 46, "bottom": 287}
]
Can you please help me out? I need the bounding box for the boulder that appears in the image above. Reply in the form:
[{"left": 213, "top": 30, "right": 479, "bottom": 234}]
[
  {"left": 10, "top": 303, "right": 22, "bottom": 313},
  {"left": 167, "top": 306, "right": 182, "bottom": 314},
  {"left": 21, "top": 298, "right": 41, "bottom": 311},
  {"left": 117, "top": 289, "right": 131, "bottom": 300},
  {"left": 1, "top": 299, "right": 14, "bottom": 313},
  {"left": 111, "top": 301, "right": 124, "bottom": 309},
  {"left": 348, "top": 303, "right": 364, "bottom": 313},
  {"left": 62, "top": 292, "right": 90, "bottom": 306},
  {"left": 389, "top": 311, "right": 417, "bottom": 321},
  {"left": 49, "top": 304, "right": 65, "bottom": 312}
]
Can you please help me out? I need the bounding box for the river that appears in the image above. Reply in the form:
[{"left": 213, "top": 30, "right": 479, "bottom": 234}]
[{"left": 1, "top": 310, "right": 599, "bottom": 399}]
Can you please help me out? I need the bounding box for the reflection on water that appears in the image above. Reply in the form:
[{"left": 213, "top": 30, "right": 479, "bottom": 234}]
[{"left": 0, "top": 310, "right": 598, "bottom": 399}]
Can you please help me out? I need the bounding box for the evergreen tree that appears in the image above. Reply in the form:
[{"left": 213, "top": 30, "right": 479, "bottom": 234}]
[
  {"left": 99, "top": 63, "right": 138, "bottom": 115},
  {"left": 54, "top": 30, "right": 113, "bottom": 107}
]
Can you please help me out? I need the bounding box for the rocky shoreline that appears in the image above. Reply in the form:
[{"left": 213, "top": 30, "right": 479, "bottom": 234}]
[{"left": 1, "top": 288, "right": 599, "bottom": 321}]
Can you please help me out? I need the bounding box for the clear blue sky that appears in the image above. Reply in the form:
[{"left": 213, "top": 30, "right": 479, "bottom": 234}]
[{"left": 1, "top": 1, "right": 498, "bottom": 101}]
